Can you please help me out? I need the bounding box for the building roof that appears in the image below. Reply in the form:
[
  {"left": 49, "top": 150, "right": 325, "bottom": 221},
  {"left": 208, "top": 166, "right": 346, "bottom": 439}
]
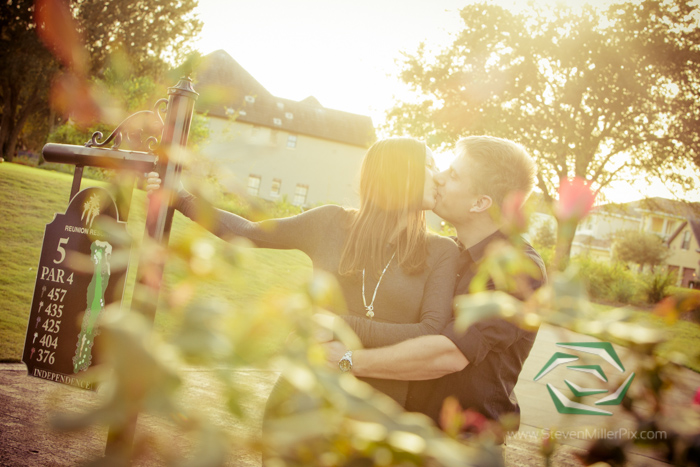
[
  {"left": 191, "top": 50, "right": 376, "bottom": 148},
  {"left": 590, "top": 197, "right": 700, "bottom": 219}
]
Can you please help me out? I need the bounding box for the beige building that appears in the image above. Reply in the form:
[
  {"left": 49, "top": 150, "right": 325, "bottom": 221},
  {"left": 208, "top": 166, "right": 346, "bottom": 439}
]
[{"left": 192, "top": 50, "right": 375, "bottom": 208}]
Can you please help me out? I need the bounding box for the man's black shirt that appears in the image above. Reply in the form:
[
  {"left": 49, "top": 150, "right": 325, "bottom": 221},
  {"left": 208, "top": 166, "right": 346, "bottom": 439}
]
[{"left": 405, "top": 230, "right": 547, "bottom": 427}]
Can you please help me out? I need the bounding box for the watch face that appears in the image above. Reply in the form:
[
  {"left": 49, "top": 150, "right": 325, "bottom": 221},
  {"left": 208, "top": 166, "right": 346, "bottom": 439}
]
[{"left": 339, "top": 358, "right": 351, "bottom": 372}]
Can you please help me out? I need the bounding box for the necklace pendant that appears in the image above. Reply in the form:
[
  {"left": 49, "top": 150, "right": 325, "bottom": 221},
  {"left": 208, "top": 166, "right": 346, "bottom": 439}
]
[{"left": 365, "top": 305, "right": 374, "bottom": 319}]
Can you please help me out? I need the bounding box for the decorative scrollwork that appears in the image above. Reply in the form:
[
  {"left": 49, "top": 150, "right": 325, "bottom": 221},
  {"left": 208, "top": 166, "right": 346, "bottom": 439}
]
[{"left": 85, "top": 98, "right": 169, "bottom": 153}]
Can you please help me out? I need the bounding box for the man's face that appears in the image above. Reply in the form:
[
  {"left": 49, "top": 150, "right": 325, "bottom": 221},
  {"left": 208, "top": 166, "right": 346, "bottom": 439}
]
[{"left": 433, "top": 150, "right": 479, "bottom": 224}]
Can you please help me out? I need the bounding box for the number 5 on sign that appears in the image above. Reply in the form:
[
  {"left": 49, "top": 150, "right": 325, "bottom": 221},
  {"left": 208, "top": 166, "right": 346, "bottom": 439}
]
[{"left": 54, "top": 238, "right": 69, "bottom": 264}]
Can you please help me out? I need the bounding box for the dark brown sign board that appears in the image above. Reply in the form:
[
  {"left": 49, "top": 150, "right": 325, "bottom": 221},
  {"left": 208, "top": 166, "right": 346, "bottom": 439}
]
[{"left": 22, "top": 187, "right": 130, "bottom": 390}]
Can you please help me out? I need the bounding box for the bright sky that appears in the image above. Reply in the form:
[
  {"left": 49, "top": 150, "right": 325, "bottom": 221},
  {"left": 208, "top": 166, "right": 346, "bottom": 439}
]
[{"left": 193, "top": 0, "right": 697, "bottom": 203}]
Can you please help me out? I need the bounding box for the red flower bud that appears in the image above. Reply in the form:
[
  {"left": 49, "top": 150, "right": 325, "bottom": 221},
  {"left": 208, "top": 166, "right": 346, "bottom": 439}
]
[{"left": 555, "top": 177, "right": 596, "bottom": 222}]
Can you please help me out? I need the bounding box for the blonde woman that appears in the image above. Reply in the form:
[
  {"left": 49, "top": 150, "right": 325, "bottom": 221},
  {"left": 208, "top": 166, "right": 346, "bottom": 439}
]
[{"left": 146, "top": 137, "right": 459, "bottom": 406}]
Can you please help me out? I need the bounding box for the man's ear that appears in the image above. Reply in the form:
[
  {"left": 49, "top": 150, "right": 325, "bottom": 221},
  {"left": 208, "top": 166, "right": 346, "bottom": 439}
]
[{"left": 469, "top": 195, "right": 493, "bottom": 213}]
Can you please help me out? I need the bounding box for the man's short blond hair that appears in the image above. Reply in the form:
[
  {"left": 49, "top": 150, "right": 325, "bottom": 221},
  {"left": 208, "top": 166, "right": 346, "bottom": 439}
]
[{"left": 456, "top": 135, "right": 537, "bottom": 207}]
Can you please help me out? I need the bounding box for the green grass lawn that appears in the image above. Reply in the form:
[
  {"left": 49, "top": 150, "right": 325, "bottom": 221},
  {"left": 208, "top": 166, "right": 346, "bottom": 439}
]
[
  {"left": 1, "top": 162, "right": 698, "bottom": 373},
  {"left": 0, "top": 162, "right": 312, "bottom": 362}
]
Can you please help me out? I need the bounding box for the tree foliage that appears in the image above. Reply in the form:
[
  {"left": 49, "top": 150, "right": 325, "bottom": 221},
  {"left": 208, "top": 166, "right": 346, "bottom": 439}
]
[
  {"left": 0, "top": 0, "right": 202, "bottom": 160},
  {"left": 77, "top": 0, "right": 202, "bottom": 78},
  {"left": 613, "top": 229, "right": 670, "bottom": 270},
  {"left": 0, "top": 0, "right": 58, "bottom": 161},
  {"left": 386, "top": 0, "right": 700, "bottom": 256}
]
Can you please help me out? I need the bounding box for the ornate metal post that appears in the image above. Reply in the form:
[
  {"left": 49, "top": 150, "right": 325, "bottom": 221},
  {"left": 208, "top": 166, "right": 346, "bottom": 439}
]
[
  {"left": 147, "top": 77, "right": 199, "bottom": 243},
  {"left": 104, "top": 77, "right": 198, "bottom": 459}
]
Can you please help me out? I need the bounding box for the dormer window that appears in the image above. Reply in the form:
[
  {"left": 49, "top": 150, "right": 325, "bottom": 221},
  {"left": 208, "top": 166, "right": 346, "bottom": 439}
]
[
  {"left": 245, "top": 95, "right": 256, "bottom": 103},
  {"left": 285, "top": 112, "right": 294, "bottom": 119},
  {"left": 273, "top": 118, "right": 282, "bottom": 126},
  {"left": 239, "top": 110, "right": 247, "bottom": 116},
  {"left": 277, "top": 102, "right": 284, "bottom": 110},
  {"left": 225, "top": 107, "right": 235, "bottom": 116}
]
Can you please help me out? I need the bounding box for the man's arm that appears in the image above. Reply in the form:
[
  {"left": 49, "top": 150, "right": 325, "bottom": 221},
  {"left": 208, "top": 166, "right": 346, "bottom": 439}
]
[{"left": 324, "top": 334, "right": 469, "bottom": 381}]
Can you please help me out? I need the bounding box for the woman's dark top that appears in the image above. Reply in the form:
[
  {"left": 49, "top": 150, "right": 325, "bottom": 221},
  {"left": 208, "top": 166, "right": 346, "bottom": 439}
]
[{"left": 175, "top": 194, "right": 459, "bottom": 406}]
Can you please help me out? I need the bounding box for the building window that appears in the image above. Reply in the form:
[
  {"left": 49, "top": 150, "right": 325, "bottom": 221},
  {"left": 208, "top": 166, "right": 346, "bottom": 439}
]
[
  {"left": 681, "top": 230, "right": 691, "bottom": 249},
  {"left": 277, "top": 102, "right": 284, "bottom": 110},
  {"left": 245, "top": 95, "right": 256, "bottom": 103},
  {"left": 650, "top": 217, "right": 664, "bottom": 233},
  {"left": 285, "top": 112, "right": 294, "bottom": 119},
  {"left": 247, "top": 175, "right": 261, "bottom": 196},
  {"left": 287, "top": 134, "right": 297, "bottom": 149},
  {"left": 273, "top": 117, "right": 282, "bottom": 126},
  {"left": 293, "top": 184, "right": 308, "bottom": 206},
  {"left": 270, "top": 178, "right": 281, "bottom": 198}
]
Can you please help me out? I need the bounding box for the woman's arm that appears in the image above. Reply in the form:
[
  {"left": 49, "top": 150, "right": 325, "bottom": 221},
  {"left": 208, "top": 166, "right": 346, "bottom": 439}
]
[
  {"left": 339, "top": 239, "right": 459, "bottom": 347},
  {"left": 148, "top": 172, "right": 338, "bottom": 253}
]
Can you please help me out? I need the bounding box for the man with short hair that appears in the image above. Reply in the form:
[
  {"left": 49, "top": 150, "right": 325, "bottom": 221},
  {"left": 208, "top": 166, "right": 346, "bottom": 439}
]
[{"left": 326, "top": 135, "right": 547, "bottom": 432}]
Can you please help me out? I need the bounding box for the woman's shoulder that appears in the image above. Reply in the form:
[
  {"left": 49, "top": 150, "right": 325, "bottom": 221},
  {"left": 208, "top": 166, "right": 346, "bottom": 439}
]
[
  {"left": 299, "top": 204, "right": 355, "bottom": 225},
  {"left": 304, "top": 203, "right": 353, "bottom": 217},
  {"left": 426, "top": 232, "right": 460, "bottom": 256}
]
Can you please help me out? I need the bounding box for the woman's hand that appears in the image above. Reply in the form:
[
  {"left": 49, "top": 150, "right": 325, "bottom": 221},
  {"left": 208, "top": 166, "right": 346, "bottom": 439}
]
[
  {"left": 146, "top": 172, "right": 187, "bottom": 200},
  {"left": 145, "top": 171, "right": 161, "bottom": 199}
]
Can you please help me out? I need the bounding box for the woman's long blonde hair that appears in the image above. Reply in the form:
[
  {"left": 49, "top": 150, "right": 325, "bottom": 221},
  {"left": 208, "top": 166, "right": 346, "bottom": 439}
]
[{"left": 339, "top": 137, "right": 429, "bottom": 277}]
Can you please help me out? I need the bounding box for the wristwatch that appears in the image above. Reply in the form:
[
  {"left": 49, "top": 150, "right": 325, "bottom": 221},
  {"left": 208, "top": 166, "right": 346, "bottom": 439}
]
[{"left": 338, "top": 350, "right": 353, "bottom": 372}]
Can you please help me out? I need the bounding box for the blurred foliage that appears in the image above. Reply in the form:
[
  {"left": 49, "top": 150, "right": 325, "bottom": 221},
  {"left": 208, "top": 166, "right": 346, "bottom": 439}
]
[
  {"left": 385, "top": 0, "right": 700, "bottom": 259},
  {"left": 0, "top": 0, "right": 202, "bottom": 161},
  {"left": 19, "top": 0, "right": 700, "bottom": 465}
]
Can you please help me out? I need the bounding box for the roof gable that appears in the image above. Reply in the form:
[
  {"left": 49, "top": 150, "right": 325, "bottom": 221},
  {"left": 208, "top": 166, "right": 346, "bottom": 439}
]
[
  {"left": 665, "top": 218, "right": 700, "bottom": 247},
  {"left": 192, "top": 50, "right": 376, "bottom": 148}
]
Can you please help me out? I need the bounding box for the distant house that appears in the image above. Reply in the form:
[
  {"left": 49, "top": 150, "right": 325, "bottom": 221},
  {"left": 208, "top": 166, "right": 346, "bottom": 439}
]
[
  {"left": 665, "top": 219, "right": 700, "bottom": 288},
  {"left": 530, "top": 196, "right": 700, "bottom": 287},
  {"left": 191, "top": 50, "right": 376, "bottom": 208}
]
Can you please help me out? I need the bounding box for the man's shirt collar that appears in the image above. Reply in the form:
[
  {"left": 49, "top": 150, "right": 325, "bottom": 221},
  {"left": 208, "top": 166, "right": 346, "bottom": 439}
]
[{"left": 454, "top": 230, "right": 509, "bottom": 264}]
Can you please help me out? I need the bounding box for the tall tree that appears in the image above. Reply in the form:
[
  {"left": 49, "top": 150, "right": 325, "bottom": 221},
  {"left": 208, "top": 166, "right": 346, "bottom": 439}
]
[
  {"left": 0, "top": 0, "right": 58, "bottom": 161},
  {"left": 0, "top": 0, "right": 202, "bottom": 161},
  {"left": 385, "top": 0, "right": 700, "bottom": 261}
]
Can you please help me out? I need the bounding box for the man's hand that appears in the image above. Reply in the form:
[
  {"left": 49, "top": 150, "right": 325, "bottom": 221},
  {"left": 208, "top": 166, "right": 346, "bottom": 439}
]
[
  {"left": 322, "top": 341, "right": 348, "bottom": 371},
  {"left": 312, "top": 313, "right": 335, "bottom": 343}
]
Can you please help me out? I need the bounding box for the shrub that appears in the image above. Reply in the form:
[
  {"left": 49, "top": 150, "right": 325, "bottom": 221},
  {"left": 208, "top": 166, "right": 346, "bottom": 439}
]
[
  {"left": 642, "top": 270, "right": 676, "bottom": 304},
  {"left": 571, "top": 255, "right": 642, "bottom": 304}
]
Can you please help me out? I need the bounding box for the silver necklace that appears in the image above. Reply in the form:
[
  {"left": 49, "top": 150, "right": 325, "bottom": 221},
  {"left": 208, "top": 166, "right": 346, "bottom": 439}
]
[{"left": 362, "top": 252, "right": 396, "bottom": 319}]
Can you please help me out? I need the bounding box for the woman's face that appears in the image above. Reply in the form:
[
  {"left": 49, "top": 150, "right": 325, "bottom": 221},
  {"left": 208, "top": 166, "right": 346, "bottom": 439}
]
[{"left": 421, "top": 148, "right": 438, "bottom": 210}]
